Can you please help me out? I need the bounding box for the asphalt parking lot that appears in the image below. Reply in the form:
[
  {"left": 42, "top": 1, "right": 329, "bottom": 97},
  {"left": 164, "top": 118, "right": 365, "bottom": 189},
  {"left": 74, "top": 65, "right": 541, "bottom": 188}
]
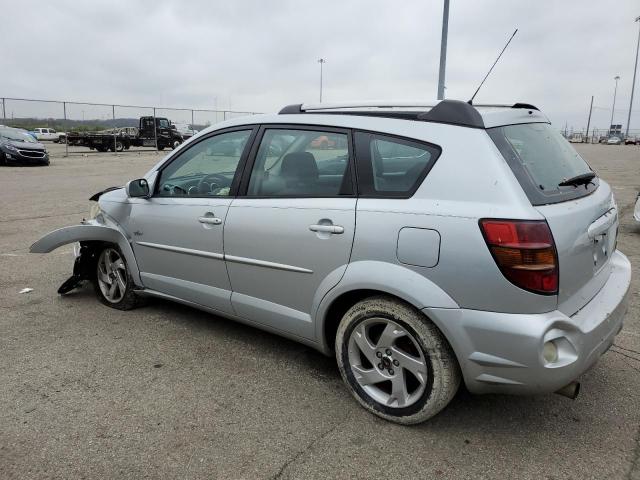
[{"left": 1, "top": 142, "right": 640, "bottom": 479}]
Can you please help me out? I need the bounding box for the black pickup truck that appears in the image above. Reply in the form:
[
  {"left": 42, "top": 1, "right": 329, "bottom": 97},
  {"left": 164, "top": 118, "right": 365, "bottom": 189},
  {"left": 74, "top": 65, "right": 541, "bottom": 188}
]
[{"left": 66, "top": 116, "right": 184, "bottom": 152}]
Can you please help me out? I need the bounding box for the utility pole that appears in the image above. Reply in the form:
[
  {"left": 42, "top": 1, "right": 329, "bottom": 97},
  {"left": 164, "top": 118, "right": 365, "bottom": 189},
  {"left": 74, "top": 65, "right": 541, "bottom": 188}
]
[
  {"left": 585, "top": 95, "right": 594, "bottom": 143},
  {"left": 437, "top": 0, "right": 450, "bottom": 100},
  {"left": 625, "top": 16, "right": 640, "bottom": 138},
  {"left": 610, "top": 75, "right": 621, "bottom": 133},
  {"left": 318, "top": 58, "right": 326, "bottom": 103}
]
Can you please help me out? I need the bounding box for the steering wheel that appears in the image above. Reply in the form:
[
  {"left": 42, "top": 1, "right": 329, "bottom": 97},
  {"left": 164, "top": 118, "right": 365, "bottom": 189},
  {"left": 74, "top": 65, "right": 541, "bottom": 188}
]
[
  {"left": 196, "top": 173, "right": 229, "bottom": 194},
  {"left": 162, "top": 183, "right": 187, "bottom": 195}
]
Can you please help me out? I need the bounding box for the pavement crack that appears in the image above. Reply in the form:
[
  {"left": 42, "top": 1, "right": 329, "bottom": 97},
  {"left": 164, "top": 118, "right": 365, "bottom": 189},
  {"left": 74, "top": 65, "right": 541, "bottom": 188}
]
[
  {"left": 611, "top": 348, "right": 640, "bottom": 365},
  {"left": 272, "top": 417, "right": 345, "bottom": 480},
  {"left": 614, "top": 344, "right": 640, "bottom": 357}
]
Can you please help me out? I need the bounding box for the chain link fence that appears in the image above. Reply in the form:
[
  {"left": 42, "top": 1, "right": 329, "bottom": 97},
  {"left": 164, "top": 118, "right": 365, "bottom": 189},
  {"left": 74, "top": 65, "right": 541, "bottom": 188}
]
[{"left": 0, "top": 97, "right": 260, "bottom": 156}]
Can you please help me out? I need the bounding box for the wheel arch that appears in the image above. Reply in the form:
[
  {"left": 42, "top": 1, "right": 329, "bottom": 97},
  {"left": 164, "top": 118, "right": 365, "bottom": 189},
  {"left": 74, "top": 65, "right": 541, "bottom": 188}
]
[
  {"left": 30, "top": 222, "right": 142, "bottom": 286},
  {"left": 314, "top": 260, "right": 459, "bottom": 355}
]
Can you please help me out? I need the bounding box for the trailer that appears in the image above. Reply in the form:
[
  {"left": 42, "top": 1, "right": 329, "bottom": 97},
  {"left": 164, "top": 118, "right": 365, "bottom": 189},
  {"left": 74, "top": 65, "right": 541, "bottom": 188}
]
[{"left": 66, "top": 116, "right": 183, "bottom": 152}]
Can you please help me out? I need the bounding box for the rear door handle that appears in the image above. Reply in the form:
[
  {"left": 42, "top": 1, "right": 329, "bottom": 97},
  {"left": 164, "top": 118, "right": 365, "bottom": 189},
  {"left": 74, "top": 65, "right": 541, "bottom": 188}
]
[
  {"left": 309, "top": 224, "right": 344, "bottom": 234},
  {"left": 198, "top": 216, "right": 222, "bottom": 225}
]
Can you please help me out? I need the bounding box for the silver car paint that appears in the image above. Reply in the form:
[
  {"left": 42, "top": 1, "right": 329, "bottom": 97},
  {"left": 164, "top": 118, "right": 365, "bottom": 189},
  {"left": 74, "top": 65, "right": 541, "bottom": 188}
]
[
  {"left": 124, "top": 195, "right": 235, "bottom": 315},
  {"left": 31, "top": 106, "right": 632, "bottom": 396},
  {"left": 425, "top": 250, "right": 629, "bottom": 394},
  {"left": 224, "top": 197, "right": 356, "bottom": 339},
  {"left": 536, "top": 183, "right": 618, "bottom": 316}
]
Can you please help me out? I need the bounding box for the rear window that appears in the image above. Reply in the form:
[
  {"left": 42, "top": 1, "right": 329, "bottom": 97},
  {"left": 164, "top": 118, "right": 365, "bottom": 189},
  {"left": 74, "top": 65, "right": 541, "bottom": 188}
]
[{"left": 488, "top": 123, "right": 598, "bottom": 205}]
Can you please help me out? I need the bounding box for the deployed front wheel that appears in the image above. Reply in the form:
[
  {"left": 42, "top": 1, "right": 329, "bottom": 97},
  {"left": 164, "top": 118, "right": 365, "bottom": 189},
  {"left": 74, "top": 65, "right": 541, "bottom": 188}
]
[
  {"left": 94, "top": 246, "right": 139, "bottom": 310},
  {"left": 336, "top": 296, "right": 460, "bottom": 424}
]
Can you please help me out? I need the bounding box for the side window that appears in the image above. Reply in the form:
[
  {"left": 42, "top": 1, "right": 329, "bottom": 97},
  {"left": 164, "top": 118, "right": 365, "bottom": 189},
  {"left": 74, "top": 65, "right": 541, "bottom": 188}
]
[
  {"left": 247, "top": 129, "right": 352, "bottom": 197},
  {"left": 156, "top": 130, "right": 251, "bottom": 197},
  {"left": 355, "top": 132, "right": 440, "bottom": 197}
]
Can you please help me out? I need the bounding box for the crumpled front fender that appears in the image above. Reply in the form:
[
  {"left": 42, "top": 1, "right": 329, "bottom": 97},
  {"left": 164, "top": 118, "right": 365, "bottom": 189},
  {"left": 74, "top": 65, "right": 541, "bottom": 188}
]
[{"left": 30, "top": 222, "right": 141, "bottom": 286}]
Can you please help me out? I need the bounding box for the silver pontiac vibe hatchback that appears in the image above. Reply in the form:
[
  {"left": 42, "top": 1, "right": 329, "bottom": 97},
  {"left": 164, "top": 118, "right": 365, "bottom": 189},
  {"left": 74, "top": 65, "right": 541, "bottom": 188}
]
[{"left": 32, "top": 100, "right": 631, "bottom": 424}]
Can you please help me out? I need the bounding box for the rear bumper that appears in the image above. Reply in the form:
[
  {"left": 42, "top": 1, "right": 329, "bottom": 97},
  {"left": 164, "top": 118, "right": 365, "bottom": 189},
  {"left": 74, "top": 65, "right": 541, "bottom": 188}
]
[{"left": 425, "top": 250, "right": 631, "bottom": 395}]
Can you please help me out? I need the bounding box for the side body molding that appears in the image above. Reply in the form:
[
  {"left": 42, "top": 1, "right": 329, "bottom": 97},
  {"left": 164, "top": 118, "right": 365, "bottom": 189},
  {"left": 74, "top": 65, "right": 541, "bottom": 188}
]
[
  {"left": 314, "top": 260, "right": 459, "bottom": 353},
  {"left": 30, "top": 222, "right": 142, "bottom": 286}
]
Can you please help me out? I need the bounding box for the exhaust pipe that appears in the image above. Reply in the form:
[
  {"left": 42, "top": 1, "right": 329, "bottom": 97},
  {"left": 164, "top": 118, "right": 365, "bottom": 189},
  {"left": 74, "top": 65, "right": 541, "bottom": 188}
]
[{"left": 555, "top": 381, "right": 581, "bottom": 400}]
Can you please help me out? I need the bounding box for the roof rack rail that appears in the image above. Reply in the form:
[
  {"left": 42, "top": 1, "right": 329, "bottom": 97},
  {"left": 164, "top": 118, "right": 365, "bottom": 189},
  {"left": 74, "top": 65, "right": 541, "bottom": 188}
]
[{"left": 278, "top": 100, "right": 539, "bottom": 128}]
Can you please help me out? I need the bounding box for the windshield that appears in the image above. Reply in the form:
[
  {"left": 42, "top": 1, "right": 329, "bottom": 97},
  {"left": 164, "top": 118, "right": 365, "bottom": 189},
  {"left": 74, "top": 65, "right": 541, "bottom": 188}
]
[
  {"left": 0, "top": 129, "right": 37, "bottom": 143},
  {"left": 489, "top": 123, "right": 597, "bottom": 205}
]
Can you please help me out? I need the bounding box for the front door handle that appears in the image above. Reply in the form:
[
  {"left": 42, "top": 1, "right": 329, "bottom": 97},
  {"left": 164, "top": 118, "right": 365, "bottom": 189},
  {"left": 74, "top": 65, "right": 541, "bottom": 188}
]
[
  {"left": 309, "top": 224, "right": 344, "bottom": 234},
  {"left": 198, "top": 216, "right": 222, "bottom": 225}
]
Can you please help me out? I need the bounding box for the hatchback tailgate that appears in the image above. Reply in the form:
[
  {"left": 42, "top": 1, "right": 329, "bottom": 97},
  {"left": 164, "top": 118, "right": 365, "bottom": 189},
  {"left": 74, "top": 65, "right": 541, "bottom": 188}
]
[{"left": 536, "top": 181, "right": 617, "bottom": 316}]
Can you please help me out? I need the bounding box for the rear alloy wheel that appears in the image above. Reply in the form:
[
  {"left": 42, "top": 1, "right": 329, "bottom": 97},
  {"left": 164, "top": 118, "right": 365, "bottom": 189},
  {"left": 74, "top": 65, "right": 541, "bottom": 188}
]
[
  {"left": 94, "top": 246, "right": 139, "bottom": 310},
  {"left": 336, "top": 296, "right": 460, "bottom": 424},
  {"left": 114, "top": 140, "right": 124, "bottom": 152}
]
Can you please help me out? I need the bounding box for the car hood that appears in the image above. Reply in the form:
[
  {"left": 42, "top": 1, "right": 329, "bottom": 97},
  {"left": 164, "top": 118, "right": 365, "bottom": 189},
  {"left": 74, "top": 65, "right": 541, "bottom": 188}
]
[
  {"left": 89, "top": 186, "right": 124, "bottom": 201},
  {"left": 3, "top": 140, "right": 46, "bottom": 150}
]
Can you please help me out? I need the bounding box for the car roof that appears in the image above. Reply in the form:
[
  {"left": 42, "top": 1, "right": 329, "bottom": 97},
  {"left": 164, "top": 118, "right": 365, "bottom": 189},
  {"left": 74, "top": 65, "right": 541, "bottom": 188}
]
[
  {"left": 280, "top": 100, "right": 550, "bottom": 129},
  {"left": 205, "top": 99, "right": 550, "bottom": 134}
]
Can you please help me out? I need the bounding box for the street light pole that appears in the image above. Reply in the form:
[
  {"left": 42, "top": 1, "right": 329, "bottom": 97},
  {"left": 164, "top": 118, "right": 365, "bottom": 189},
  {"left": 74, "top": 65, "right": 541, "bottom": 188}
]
[
  {"left": 318, "top": 58, "right": 326, "bottom": 103},
  {"left": 625, "top": 16, "right": 640, "bottom": 138},
  {"left": 437, "top": 0, "right": 450, "bottom": 100},
  {"left": 610, "top": 75, "right": 621, "bottom": 133},
  {"left": 585, "top": 95, "right": 594, "bottom": 143}
]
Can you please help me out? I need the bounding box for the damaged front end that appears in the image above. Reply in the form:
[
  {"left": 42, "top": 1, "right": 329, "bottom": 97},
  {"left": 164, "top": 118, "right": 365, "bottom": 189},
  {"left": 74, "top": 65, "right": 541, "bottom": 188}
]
[
  {"left": 57, "top": 241, "right": 102, "bottom": 294},
  {"left": 30, "top": 187, "right": 141, "bottom": 295}
]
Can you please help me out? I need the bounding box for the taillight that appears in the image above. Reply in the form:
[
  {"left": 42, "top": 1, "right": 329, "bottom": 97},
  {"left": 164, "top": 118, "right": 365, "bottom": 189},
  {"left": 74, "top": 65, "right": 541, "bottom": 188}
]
[{"left": 479, "top": 219, "right": 558, "bottom": 295}]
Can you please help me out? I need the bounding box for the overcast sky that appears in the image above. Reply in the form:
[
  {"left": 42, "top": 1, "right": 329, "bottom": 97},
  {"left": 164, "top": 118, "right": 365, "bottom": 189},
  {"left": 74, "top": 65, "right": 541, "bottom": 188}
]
[{"left": 1, "top": 0, "right": 639, "bottom": 132}]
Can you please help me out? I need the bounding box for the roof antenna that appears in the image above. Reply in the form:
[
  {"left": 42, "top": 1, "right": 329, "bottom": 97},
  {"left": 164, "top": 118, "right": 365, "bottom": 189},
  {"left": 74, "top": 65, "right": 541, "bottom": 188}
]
[{"left": 468, "top": 29, "right": 518, "bottom": 105}]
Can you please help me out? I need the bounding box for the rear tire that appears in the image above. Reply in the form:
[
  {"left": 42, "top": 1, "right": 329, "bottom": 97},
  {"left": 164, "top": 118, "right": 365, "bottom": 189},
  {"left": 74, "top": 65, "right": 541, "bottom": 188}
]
[
  {"left": 335, "top": 295, "right": 460, "bottom": 425},
  {"left": 0, "top": 152, "right": 6, "bottom": 166},
  {"left": 93, "top": 246, "right": 140, "bottom": 310}
]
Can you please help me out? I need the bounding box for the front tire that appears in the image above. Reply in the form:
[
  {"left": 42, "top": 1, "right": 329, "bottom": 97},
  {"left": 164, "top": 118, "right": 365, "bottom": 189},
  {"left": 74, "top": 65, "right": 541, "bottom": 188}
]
[
  {"left": 336, "top": 296, "right": 460, "bottom": 425},
  {"left": 94, "top": 246, "right": 139, "bottom": 310}
]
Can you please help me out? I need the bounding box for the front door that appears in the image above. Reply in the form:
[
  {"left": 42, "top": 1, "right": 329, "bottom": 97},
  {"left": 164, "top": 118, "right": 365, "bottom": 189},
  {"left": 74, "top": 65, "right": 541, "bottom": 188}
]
[
  {"left": 224, "top": 126, "right": 356, "bottom": 339},
  {"left": 127, "top": 128, "right": 255, "bottom": 314}
]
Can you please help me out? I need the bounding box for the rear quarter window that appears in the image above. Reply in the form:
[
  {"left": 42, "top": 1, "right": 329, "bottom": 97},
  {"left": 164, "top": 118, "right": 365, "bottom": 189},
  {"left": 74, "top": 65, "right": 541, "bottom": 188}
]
[
  {"left": 354, "top": 132, "right": 440, "bottom": 198},
  {"left": 488, "top": 123, "right": 598, "bottom": 205}
]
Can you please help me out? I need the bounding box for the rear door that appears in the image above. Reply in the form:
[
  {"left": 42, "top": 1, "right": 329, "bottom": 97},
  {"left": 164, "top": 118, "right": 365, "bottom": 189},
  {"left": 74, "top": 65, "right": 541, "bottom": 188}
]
[
  {"left": 489, "top": 123, "right": 616, "bottom": 315},
  {"left": 224, "top": 126, "right": 356, "bottom": 339}
]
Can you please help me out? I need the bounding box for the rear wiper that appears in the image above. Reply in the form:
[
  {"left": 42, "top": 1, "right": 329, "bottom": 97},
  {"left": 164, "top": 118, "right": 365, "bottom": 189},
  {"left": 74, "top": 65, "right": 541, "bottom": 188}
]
[{"left": 558, "top": 172, "right": 596, "bottom": 187}]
